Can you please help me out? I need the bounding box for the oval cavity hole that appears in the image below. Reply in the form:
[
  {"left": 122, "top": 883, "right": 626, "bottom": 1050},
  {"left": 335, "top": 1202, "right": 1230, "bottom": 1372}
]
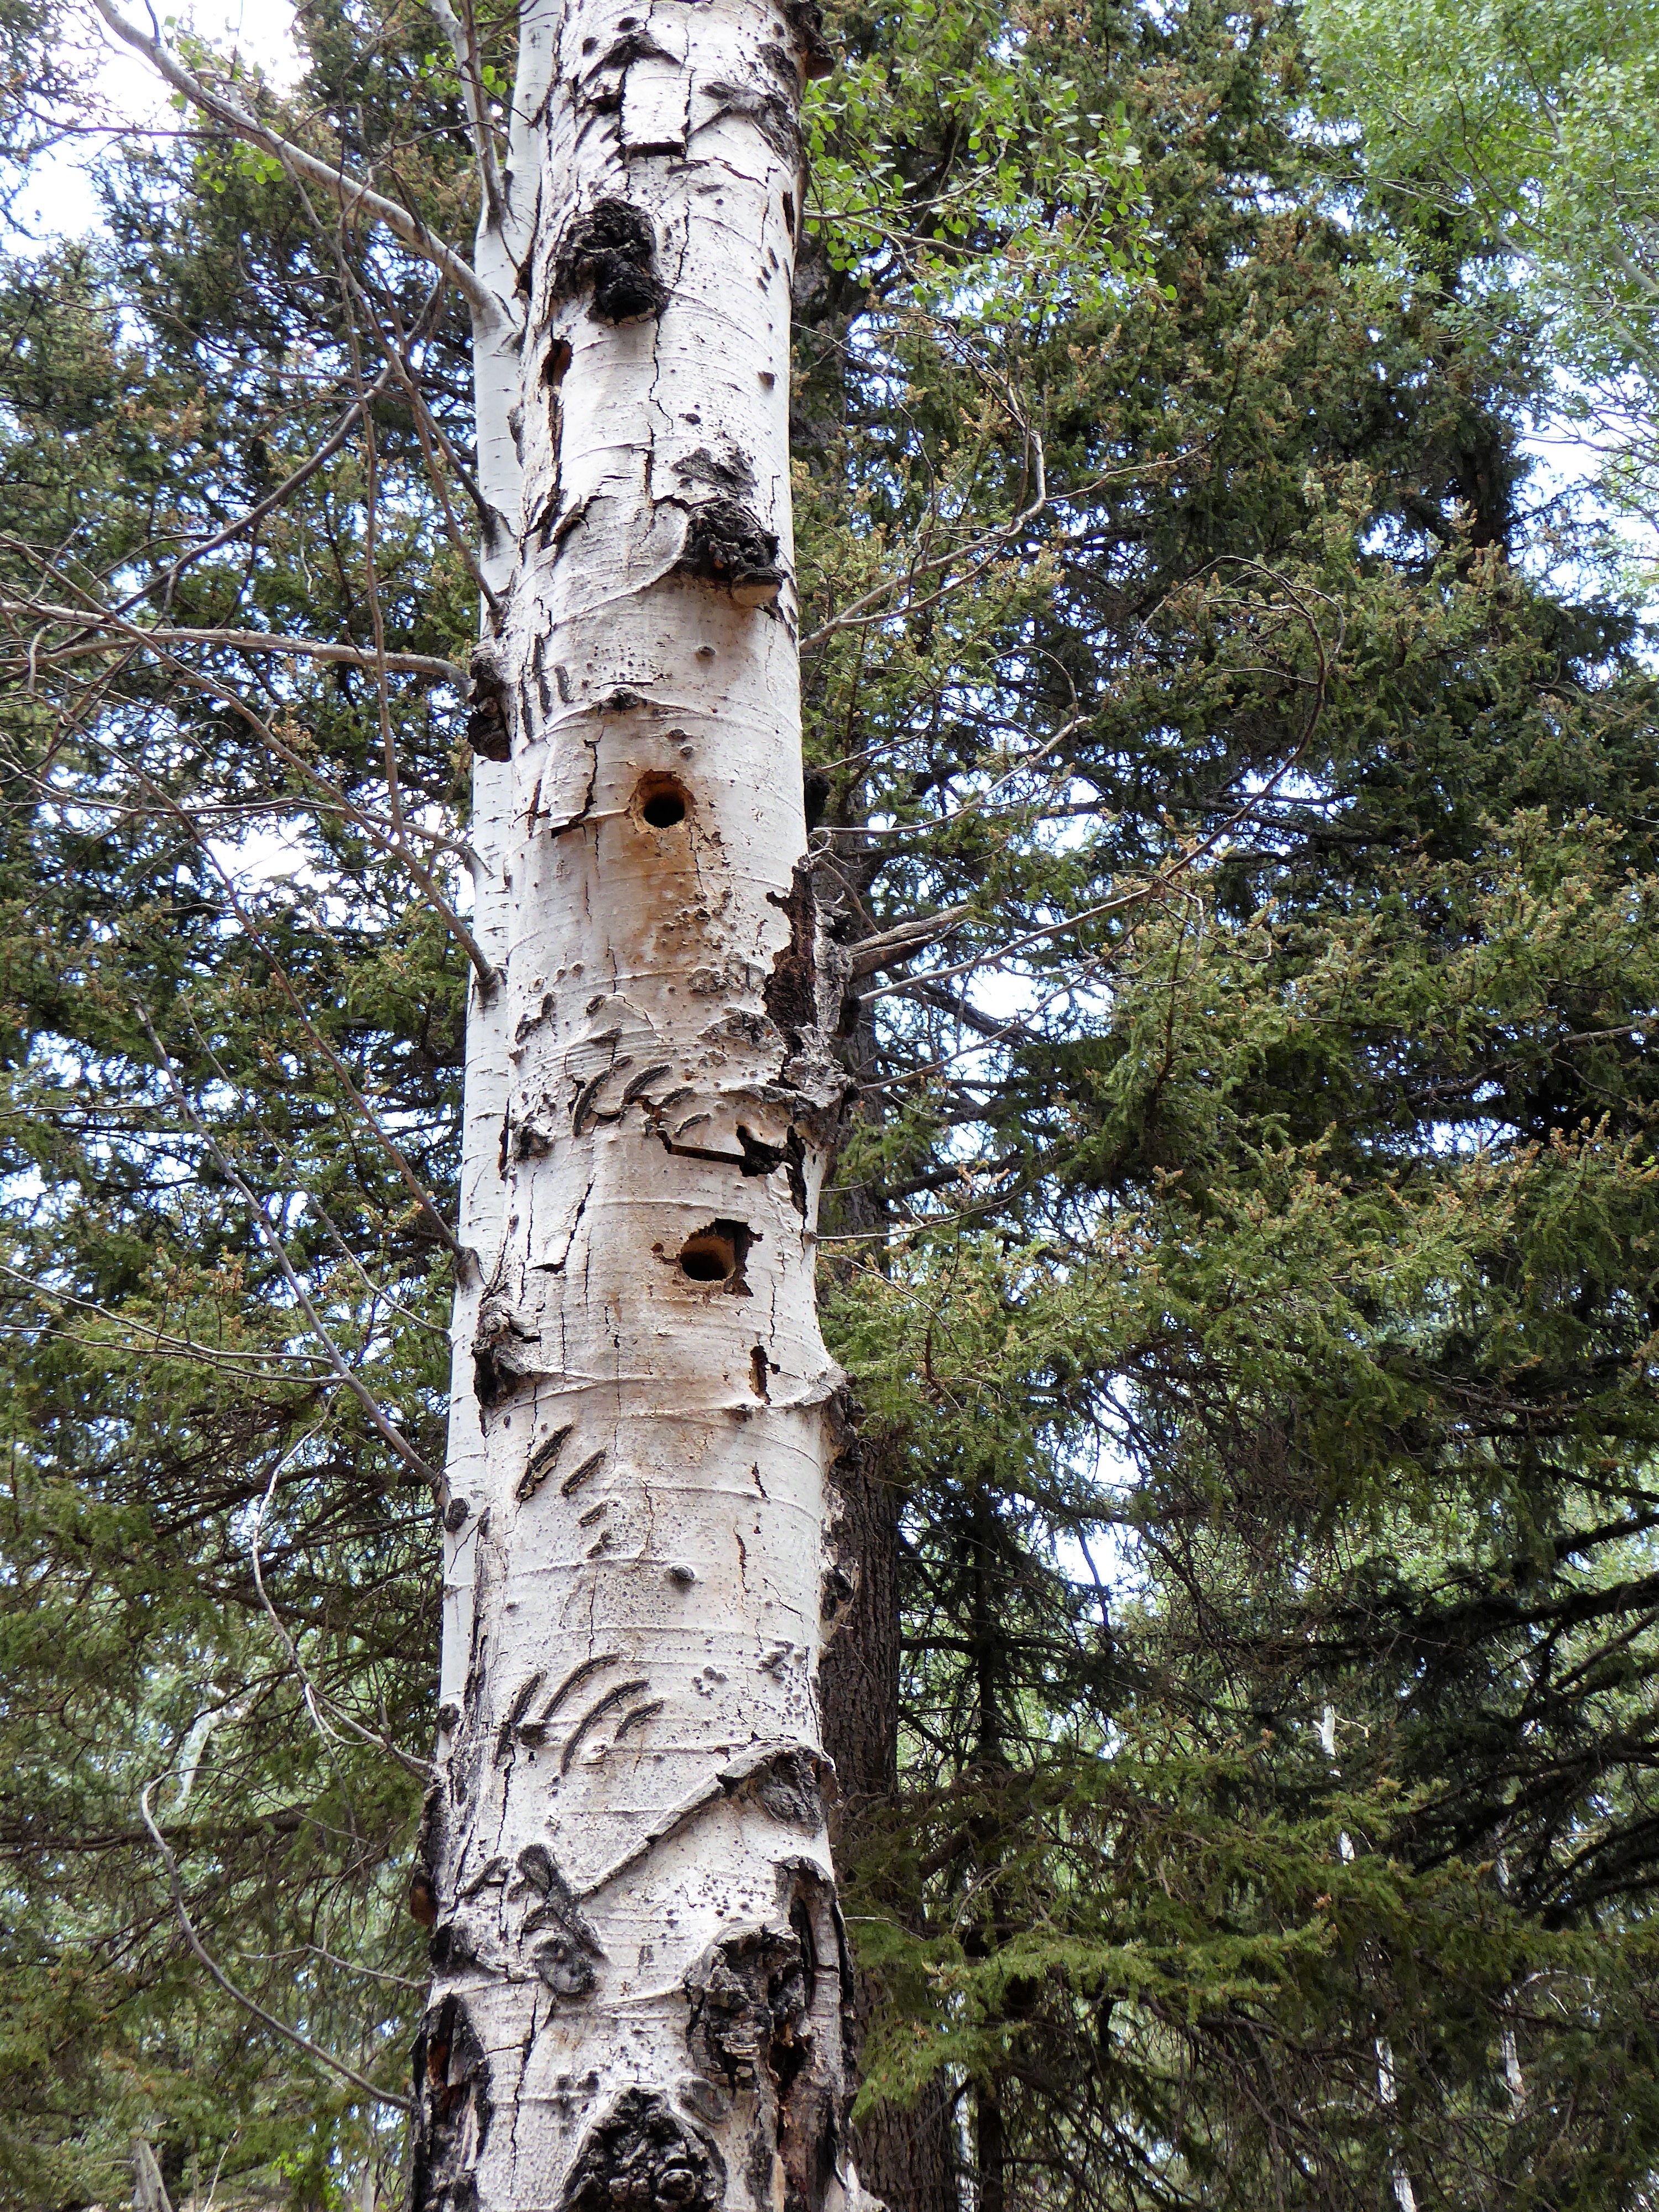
[
  {"left": 637, "top": 774, "right": 689, "bottom": 830},
  {"left": 679, "top": 1231, "right": 735, "bottom": 1282}
]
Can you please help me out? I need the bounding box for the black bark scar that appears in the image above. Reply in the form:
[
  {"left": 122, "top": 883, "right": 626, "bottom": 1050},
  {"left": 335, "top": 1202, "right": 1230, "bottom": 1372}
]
[
  {"left": 563, "top": 2092, "right": 723, "bottom": 2212},
  {"left": 466, "top": 645, "right": 512, "bottom": 761},
  {"left": 554, "top": 199, "right": 667, "bottom": 324},
  {"left": 677, "top": 497, "right": 784, "bottom": 606},
  {"left": 764, "top": 863, "right": 817, "bottom": 1042}
]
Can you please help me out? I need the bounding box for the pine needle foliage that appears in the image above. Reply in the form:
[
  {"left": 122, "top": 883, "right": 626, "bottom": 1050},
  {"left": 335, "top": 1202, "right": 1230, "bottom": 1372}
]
[{"left": 0, "top": 0, "right": 1657, "bottom": 2206}]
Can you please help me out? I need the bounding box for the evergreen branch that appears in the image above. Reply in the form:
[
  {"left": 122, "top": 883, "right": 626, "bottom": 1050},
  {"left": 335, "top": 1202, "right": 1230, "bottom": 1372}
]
[
  {"left": 85, "top": 0, "right": 504, "bottom": 325},
  {"left": 62, "top": 721, "right": 466, "bottom": 1262},
  {"left": 103, "top": 280, "right": 445, "bottom": 622},
  {"left": 137, "top": 1780, "right": 415, "bottom": 2111},
  {"left": 6, "top": 583, "right": 503, "bottom": 995},
  {"left": 11, "top": 742, "right": 478, "bottom": 873},
  {"left": 4, "top": 604, "right": 465, "bottom": 686},
  {"left": 135, "top": 1009, "right": 442, "bottom": 1493},
  {"left": 250, "top": 1451, "right": 436, "bottom": 1782},
  {"left": 123, "top": 364, "right": 394, "bottom": 613},
  {"left": 0, "top": 1265, "right": 336, "bottom": 1372},
  {"left": 852, "top": 561, "right": 1344, "bottom": 1000}
]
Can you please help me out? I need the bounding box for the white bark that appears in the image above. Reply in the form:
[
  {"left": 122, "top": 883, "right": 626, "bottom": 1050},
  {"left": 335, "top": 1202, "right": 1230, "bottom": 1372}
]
[{"left": 420, "top": 2, "right": 863, "bottom": 2208}]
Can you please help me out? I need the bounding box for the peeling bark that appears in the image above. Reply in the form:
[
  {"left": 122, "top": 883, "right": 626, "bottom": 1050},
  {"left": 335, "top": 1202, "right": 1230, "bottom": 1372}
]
[{"left": 422, "top": 1, "right": 870, "bottom": 2205}]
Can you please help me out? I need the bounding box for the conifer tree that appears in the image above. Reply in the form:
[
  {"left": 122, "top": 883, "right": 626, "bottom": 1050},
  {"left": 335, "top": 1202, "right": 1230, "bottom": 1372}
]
[{"left": 4, "top": 3, "right": 1659, "bottom": 2210}]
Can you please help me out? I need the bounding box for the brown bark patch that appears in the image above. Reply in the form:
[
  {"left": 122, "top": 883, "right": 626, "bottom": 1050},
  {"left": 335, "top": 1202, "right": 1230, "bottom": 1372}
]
[
  {"left": 472, "top": 1295, "right": 541, "bottom": 1407},
  {"left": 764, "top": 864, "right": 817, "bottom": 1044},
  {"left": 411, "top": 1994, "right": 491, "bottom": 2212},
  {"left": 685, "top": 1885, "right": 844, "bottom": 2212}
]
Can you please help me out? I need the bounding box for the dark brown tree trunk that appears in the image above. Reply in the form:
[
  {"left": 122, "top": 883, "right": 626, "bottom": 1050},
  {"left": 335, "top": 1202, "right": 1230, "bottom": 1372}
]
[
  {"left": 821, "top": 1441, "right": 961, "bottom": 2212},
  {"left": 974, "top": 2091, "right": 1006, "bottom": 2212}
]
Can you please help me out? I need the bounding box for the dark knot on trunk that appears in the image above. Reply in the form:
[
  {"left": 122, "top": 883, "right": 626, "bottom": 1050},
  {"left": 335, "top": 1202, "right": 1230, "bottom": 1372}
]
[
  {"left": 677, "top": 497, "right": 784, "bottom": 607},
  {"left": 555, "top": 199, "right": 668, "bottom": 324},
  {"left": 465, "top": 645, "right": 511, "bottom": 761},
  {"left": 562, "top": 2091, "right": 724, "bottom": 2212},
  {"left": 784, "top": 0, "right": 836, "bottom": 76}
]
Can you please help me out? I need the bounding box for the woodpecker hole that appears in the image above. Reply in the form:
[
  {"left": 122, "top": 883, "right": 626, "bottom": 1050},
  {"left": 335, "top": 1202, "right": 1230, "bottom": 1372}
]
[
  {"left": 635, "top": 773, "right": 690, "bottom": 830},
  {"left": 677, "top": 1219, "right": 754, "bottom": 1290},
  {"left": 680, "top": 1233, "right": 734, "bottom": 1282}
]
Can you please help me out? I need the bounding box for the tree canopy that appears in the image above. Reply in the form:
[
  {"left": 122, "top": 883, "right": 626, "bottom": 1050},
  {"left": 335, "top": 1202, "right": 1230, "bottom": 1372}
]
[{"left": 3, "top": 1, "right": 1659, "bottom": 2206}]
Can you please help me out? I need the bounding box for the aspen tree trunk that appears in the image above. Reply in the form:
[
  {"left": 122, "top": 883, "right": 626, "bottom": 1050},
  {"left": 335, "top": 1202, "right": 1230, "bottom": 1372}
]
[{"left": 416, "top": 3, "right": 868, "bottom": 2209}]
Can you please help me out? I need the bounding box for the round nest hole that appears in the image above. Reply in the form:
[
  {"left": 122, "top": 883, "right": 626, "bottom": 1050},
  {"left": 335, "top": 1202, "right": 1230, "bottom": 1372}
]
[
  {"left": 637, "top": 775, "right": 690, "bottom": 830},
  {"left": 679, "top": 1231, "right": 736, "bottom": 1283}
]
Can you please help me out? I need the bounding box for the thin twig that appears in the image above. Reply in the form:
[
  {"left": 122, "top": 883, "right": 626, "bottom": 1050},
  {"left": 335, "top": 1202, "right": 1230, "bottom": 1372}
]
[
  {"left": 251, "top": 1446, "right": 435, "bottom": 1782},
  {"left": 135, "top": 1008, "right": 440, "bottom": 1490},
  {"left": 138, "top": 1781, "right": 414, "bottom": 2111}
]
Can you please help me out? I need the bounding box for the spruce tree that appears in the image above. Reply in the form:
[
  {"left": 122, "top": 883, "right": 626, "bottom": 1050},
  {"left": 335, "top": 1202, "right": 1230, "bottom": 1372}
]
[{"left": 3, "top": 3, "right": 1659, "bottom": 2209}]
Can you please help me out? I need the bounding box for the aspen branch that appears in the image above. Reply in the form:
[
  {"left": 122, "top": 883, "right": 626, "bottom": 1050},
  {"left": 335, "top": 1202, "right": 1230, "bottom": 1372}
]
[
  {"left": 429, "top": 0, "right": 507, "bottom": 226},
  {"left": 813, "top": 717, "right": 1084, "bottom": 846},
  {"left": 97, "top": 279, "right": 443, "bottom": 620},
  {"left": 86, "top": 0, "right": 503, "bottom": 324},
  {"left": 155, "top": 652, "right": 499, "bottom": 989},
  {"left": 11, "top": 736, "right": 478, "bottom": 872},
  {"left": 0, "top": 1262, "right": 335, "bottom": 1377}
]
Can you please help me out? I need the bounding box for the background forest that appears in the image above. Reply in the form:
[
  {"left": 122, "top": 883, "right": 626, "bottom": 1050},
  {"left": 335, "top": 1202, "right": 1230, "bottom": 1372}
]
[{"left": 3, "top": 0, "right": 1659, "bottom": 2205}]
